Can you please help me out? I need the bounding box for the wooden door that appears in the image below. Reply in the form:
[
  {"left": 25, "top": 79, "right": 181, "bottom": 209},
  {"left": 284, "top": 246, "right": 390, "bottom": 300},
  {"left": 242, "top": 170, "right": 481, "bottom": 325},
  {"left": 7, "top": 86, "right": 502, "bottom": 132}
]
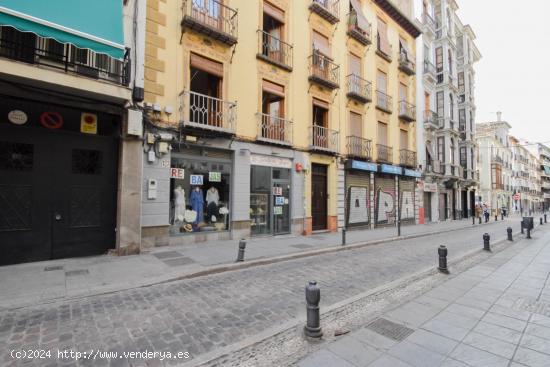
[{"left": 311, "top": 164, "right": 328, "bottom": 230}]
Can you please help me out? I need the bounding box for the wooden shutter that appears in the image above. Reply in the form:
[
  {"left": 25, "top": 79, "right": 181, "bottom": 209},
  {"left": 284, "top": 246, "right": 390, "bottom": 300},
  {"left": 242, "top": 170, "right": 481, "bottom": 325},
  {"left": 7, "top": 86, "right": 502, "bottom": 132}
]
[
  {"left": 350, "top": 0, "right": 370, "bottom": 33},
  {"left": 312, "top": 31, "right": 330, "bottom": 56},
  {"left": 313, "top": 98, "right": 329, "bottom": 109},
  {"left": 263, "top": 1, "right": 285, "bottom": 23},
  {"left": 349, "top": 112, "right": 362, "bottom": 137},
  {"left": 262, "top": 79, "right": 285, "bottom": 98},
  {"left": 399, "top": 83, "right": 407, "bottom": 101},
  {"left": 400, "top": 129, "right": 408, "bottom": 150},
  {"left": 190, "top": 53, "right": 223, "bottom": 77},
  {"left": 378, "top": 122, "right": 388, "bottom": 144},
  {"left": 377, "top": 18, "right": 391, "bottom": 56},
  {"left": 377, "top": 70, "right": 387, "bottom": 93},
  {"left": 349, "top": 53, "right": 361, "bottom": 76},
  {"left": 399, "top": 37, "right": 411, "bottom": 60}
]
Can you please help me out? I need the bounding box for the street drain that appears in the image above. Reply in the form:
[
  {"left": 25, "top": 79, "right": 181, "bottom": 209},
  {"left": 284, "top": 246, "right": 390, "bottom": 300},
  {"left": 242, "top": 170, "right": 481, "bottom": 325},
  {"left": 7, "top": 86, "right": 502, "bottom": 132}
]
[{"left": 366, "top": 318, "right": 415, "bottom": 341}]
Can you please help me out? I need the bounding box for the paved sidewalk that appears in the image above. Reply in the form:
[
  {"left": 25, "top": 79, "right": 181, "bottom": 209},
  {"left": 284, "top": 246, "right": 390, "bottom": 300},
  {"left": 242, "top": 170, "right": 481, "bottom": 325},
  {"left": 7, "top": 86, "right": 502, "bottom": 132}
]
[
  {"left": 297, "top": 219, "right": 550, "bottom": 367},
  {"left": 0, "top": 216, "right": 521, "bottom": 309}
]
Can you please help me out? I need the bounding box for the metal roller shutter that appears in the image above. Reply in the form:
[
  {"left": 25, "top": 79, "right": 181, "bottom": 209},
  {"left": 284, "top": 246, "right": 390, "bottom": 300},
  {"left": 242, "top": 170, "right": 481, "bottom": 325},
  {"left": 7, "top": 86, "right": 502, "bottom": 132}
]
[
  {"left": 346, "top": 172, "right": 370, "bottom": 228},
  {"left": 374, "top": 174, "right": 396, "bottom": 227},
  {"left": 400, "top": 178, "right": 415, "bottom": 224}
]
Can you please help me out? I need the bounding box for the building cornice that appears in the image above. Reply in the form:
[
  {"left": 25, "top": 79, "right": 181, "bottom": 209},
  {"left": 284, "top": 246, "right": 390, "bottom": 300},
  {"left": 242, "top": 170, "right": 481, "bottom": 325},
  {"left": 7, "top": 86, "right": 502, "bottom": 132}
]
[{"left": 373, "top": 0, "right": 422, "bottom": 38}]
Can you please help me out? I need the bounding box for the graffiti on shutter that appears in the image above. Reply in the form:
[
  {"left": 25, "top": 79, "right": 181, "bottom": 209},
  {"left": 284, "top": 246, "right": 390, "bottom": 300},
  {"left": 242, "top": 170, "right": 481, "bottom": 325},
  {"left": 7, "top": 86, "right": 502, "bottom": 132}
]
[
  {"left": 374, "top": 175, "right": 396, "bottom": 227},
  {"left": 400, "top": 178, "right": 415, "bottom": 223},
  {"left": 346, "top": 172, "right": 370, "bottom": 228}
]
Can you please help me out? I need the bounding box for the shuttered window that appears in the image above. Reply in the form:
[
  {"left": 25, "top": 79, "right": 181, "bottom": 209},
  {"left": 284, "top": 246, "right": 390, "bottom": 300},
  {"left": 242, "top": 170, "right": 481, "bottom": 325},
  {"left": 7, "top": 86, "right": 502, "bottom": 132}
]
[
  {"left": 436, "top": 91, "right": 444, "bottom": 117},
  {"left": 349, "top": 112, "right": 362, "bottom": 137},
  {"left": 377, "top": 70, "right": 387, "bottom": 93},
  {"left": 312, "top": 31, "right": 330, "bottom": 56},
  {"left": 349, "top": 53, "right": 361, "bottom": 76},
  {"left": 400, "top": 130, "right": 408, "bottom": 150},
  {"left": 378, "top": 122, "right": 388, "bottom": 144},
  {"left": 377, "top": 18, "right": 391, "bottom": 56},
  {"left": 190, "top": 53, "right": 223, "bottom": 77},
  {"left": 263, "top": 1, "right": 284, "bottom": 23}
]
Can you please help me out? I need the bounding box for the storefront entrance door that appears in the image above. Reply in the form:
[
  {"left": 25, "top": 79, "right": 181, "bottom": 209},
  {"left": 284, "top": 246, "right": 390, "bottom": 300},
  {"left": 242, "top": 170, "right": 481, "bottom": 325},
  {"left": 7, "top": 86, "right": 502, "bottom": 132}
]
[
  {"left": 423, "top": 192, "right": 432, "bottom": 222},
  {"left": 311, "top": 164, "right": 328, "bottom": 231},
  {"left": 0, "top": 125, "right": 118, "bottom": 265}
]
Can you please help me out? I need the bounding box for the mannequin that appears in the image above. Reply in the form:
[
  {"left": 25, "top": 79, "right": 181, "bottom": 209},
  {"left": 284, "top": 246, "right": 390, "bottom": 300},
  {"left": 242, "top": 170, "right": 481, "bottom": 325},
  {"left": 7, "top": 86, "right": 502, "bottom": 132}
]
[
  {"left": 206, "top": 186, "right": 220, "bottom": 222},
  {"left": 173, "top": 186, "right": 186, "bottom": 223},
  {"left": 189, "top": 186, "right": 204, "bottom": 225}
]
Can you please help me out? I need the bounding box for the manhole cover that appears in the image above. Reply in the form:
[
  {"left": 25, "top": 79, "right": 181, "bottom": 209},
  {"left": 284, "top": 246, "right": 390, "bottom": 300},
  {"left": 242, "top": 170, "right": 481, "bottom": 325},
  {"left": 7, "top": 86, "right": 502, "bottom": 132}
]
[
  {"left": 163, "top": 257, "right": 195, "bottom": 267},
  {"left": 291, "top": 244, "right": 313, "bottom": 249},
  {"left": 513, "top": 297, "right": 550, "bottom": 317},
  {"left": 65, "top": 269, "right": 89, "bottom": 277},
  {"left": 44, "top": 265, "right": 64, "bottom": 271},
  {"left": 366, "top": 318, "right": 415, "bottom": 341},
  {"left": 153, "top": 251, "right": 183, "bottom": 260}
]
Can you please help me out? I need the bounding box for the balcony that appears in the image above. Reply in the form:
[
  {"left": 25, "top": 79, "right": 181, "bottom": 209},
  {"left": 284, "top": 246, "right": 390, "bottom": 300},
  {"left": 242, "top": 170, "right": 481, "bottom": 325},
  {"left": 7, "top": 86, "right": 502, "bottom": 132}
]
[
  {"left": 399, "top": 149, "right": 416, "bottom": 168},
  {"left": 377, "top": 144, "right": 393, "bottom": 164},
  {"left": 346, "top": 136, "right": 372, "bottom": 160},
  {"left": 398, "top": 53, "right": 416, "bottom": 76},
  {"left": 492, "top": 155, "right": 504, "bottom": 165},
  {"left": 375, "top": 90, "right": 392, "bottom": 113},
  {"left": 309, "top": 0, "right": 340, "bottom": 24},
  {"left": 309, "top": 125, "right": 339, "bottom": 153},
  {"left": 179, "top": 90, "right": 236, "bottom": 133},
  {"left": 422, "top": 13, "right": 436, "bottom": 33},
  {"left": 398, "top": 101, "right": 416, "bottom": 122},
  {"left": 492, "top": 183, "right": 505, "bottom": 190},
  {"left": 437, "top": 117, "right": 458, "bottom": 132},
  {"left": 445, "top": 163, "right": 462, "bottom": 178},
  {"left": 182, "top": 0, "right": 238, "bottom": 46},
  {"left": 308, "top": 52, "right": 340, "bottom": 90},
  {"left": 346, "top": 74, "right": 372, "bottom": 103},
  {"left": 0, "top": 28, "right": 129, "bottom": 86},
  {"left": 423, "top": 60, "right": 436, "bottom": 82},
  {"left": 424, "top": 160, "right": 444, "bottom": 175},
  {"left": 423, "top": 110, "right": 439, "bottom": 130},
  {"left": 346, "top": 11, "right": 371, "bottom": 46},
  {"left": 256, "top": 30, "right": 293, "bottom": 71},
  {"left": 256, "top": 113, "right": 292, "bottom": 146}
]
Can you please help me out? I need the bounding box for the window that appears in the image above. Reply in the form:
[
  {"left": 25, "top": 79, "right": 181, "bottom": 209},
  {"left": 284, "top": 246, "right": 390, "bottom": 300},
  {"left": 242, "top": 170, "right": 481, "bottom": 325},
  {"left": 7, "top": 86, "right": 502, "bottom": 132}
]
[
  {"left": 460, "top": 147, "right": 467, "bottom": 168},
  {"left": 312, "top": 31, "right": 330, "bottom": 56},
  {"left": 436, "top": 91, "right": 444, "bottom": 118},
  {"left": 312, "top": 99, "right": 329, "bottom": 148},
  {"left": 261, "top": 80, "right": 285, "bottom": 141},
  {"left": 349, "top": 111, "right": 362, "bottom": 137},
  {"left": 459, "top": 109, "right": 466, "bottom": 130},
  {"left": 448, "top": 49, "right": 453, "bottom": 74},
  {"left": 0, "top": 26, "right": 37, "bottom": 63},
  {"left": 450, "top": 138, "right": 455, "bottom": 164},
  {"left": 349, "top": 53, "right": 361, "bottom": 77},
  {"left": 378, "top": 122, "right": 388, "bottom": 145},
  {"left": 377, "top": 18, "right": 391, "bottom": 57},
  {"left": 262, "top": 2, "right": 285, "bottom": 63},
  {"left": 400, "top": 129, "right": 408, "bottom": 150},
  {"left": 437, "top": 137, "right": 445, "bottom": 162},
  {"left": 458, "top": 71, "right": 464, "bottom": 93},
  {"left": 435, "top": 47, "right": 443, "bottom": 72},
  {"left": 449, "top": 94, "right": 454, "bottom": 120},
  {"left": 190, "top": 53, "right": 224, "bottom": 127},
  {"left": 377, "top": 70, "right": 387, "bottom": 93}
]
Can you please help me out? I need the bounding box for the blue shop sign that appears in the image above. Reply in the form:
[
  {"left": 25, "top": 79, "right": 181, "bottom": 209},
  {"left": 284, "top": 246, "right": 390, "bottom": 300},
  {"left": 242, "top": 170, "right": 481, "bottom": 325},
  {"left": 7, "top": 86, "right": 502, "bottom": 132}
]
[
  {"left": 403, "top": 169, "right": 422, "bottom": 178},
  {"left": 350, "top": 160, "right": 378, "bottom": 172},
  {"left": 380, "top": 164, "right": 403, "bottom": 175}
]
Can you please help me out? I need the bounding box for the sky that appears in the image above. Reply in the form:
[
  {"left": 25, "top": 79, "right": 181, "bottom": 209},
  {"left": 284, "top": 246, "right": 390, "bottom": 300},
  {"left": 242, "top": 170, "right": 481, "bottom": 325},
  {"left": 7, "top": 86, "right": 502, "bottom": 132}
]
[{"left": 417, "top": 0, "right": 550, "bottom": 144}]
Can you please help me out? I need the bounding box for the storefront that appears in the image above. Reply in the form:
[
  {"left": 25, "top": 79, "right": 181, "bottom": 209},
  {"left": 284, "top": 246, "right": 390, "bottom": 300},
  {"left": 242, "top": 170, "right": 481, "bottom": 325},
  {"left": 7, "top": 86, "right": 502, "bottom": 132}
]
[
  {"left": 168, "top": 147, "right": 232, "bottom": 236},
  {"left": 400, "top": 169, "right": 420, "bottom": 225},
  {"left": 374, "top": 165, "right": 400, "bottom": 228},
  {"left": 345, "top": 160, "right": 377, "bottom": 229}
]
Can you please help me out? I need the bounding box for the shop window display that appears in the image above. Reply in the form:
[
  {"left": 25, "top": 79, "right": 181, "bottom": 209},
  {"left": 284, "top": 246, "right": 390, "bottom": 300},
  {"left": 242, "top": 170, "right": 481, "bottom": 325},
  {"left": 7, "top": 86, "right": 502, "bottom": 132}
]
[{"left": 170, "top": 156, "right": 230, "bottom": 235}]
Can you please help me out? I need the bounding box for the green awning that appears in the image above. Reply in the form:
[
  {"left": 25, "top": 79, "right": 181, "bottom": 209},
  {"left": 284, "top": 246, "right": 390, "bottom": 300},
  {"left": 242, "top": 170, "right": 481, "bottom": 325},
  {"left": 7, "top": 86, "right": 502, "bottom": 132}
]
[
  {"left": 0, "top": 0, "right": 125, "bottom": 59},
  {"left": 544, "top": 165, "right": 550, "bottom": 176}
]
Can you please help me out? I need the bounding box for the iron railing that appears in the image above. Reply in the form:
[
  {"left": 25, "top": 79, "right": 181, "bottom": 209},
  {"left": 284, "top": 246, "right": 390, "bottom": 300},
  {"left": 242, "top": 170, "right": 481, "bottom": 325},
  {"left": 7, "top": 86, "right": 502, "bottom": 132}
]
[
  {"left": 310, "top": 125, "right": 339, "bottom": 152},
  {"left": 182, "top": 0, "right": 238, "bottom": 44},
  {"left": 179, "top": 90, "right": 236, "bottom": 132},
  {"left": 425, "top": 160, "right": 444, "bottom": 175},
  {"left": 309, "top": 0, "right": 340, "bottom": 23},
  {"left": 346, "top": 11, "right": 371, "bottom": 45},
  {"left": 308, "top": 52, "right": 340, "bottom": 88},
  {"left": 492, "top": 155, "right": 504, "bottom": 164},
  {"left": 423, "top": 110, "right": 439, "bottom": 128},
  {"left": 400, "top": 149, "right": 417, "bottom": 168},
  {"left": 398, "top": 53, "right": 415, "bottom": 75},
  {"left": 256, "top": 113, "right": 292, "bottom": 145},
  {"left": 423, "top": 59, "right": 436, "bottom": 78},
  {"left": 376, "top": 90, "right": 392, "bottom": 113},
  {"left": 346, "top": 74, "right": 372, "bottom": 102},
  {"left": 346, "top": 136, "right": 372, "bottom": 160},
  {"left": 398, "top": 101, "right": 416, "bottom": 122},
  {"left": 257, "top": 30, "right": 293, "bottom": 70},
  {"left": 437, "top": 117, "right": 457, "bottom": 131},
  {"left": 377, "top": 144, "right": 392, "bottom": 163},
  {"left": 0, "top": 26, "right": 129, "bottom": 86}
]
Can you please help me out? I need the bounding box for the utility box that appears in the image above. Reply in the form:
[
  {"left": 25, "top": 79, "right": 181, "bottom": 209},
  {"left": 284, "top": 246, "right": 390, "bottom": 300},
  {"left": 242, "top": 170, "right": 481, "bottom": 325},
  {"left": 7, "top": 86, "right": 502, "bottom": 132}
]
[{"left": 523, "top": 217, "right": 534, "bottom": 230}]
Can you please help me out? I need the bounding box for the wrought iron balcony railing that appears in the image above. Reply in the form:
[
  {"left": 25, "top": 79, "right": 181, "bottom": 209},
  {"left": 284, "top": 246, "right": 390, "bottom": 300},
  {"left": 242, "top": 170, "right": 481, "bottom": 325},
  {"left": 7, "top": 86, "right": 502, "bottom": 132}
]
[
  {"left": 346, "top": 136, "right": 372, "bottom": 160},
  {"left": 377, "top": 144, "right": 393, "bottom": 163},
  {"left": 346, "top": 11, "right": 371, "bottom": 46},
  {"left": 399, "top": 149, "right": 416, "bottom": 168},
  {"left": 309, "top": 125, "right": 339, "bottom": 153},
  {"left": 424, "top": 160, "right": 444, "bottom": 175},
  {"left": 398, "top": 53, "right": 416, "bottom": 76},
  {"left": 398, "top": 101, "right": 416, "bottom": 122},
  {"left": 308, "top": 52, "right": 340, "bottom": 89},
  {"left": 182, "top": 0, "right": 238, "bottom": 45},
  {"left": 375, "top": 90, "right": 392, "bottom": 113},
  {"left": 492, "top": 155, "right": 504, "bottom": 164},
  {"left": 309, "top": 0, "right": 340, "bottom": 24},
  {"left": 423, "top": 59, "right": 436, "bottom": 80},
  {"left": 346, "top": 74, "right": 372, "bottom": 103},
  {"left": 179, "top": 90, "right": 236, "bottom": 133},
  {"left": 423, "top": 110, "right": 439, "bottom": 129},
  {"left": 257, "top": 30, "right": 293, "bottom": 71},
  {"left": 422, "top": 13, "right": 436, "bottom": 32},
  {"left": 0, "top": 27, "right": 129, "bottom": 86},
  {"left": 256, "top": 113, "right": 292, "bottom": 146}
]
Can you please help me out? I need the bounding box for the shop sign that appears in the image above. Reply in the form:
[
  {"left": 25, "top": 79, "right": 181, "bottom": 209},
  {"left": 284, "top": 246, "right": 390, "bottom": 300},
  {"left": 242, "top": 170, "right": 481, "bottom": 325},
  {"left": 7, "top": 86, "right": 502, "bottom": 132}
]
[
  {"left": 380, "top": 164, "right": 403, "bottom": 175},
  {"left": 403, "top": 169, "right": 421, "bottom": 178},
  {"left": 250, "top": 154, "right": 292, "bottom": 169},
  {"left": 170, "top": 168, "right": 185, "bottom": 179},
  {"left": 423, "top": 182, "right": 437, "bottom": 192},
  {"left": 272, "top": 187, "right": 283, "bottom": 196},
  {"left": 8, "top": 110, "right": 28, "bottom": 125},
  {"left": 275, "top": 196, "right": 285, "bottom": 205},
  {"left": 80, "top": 113, "right": 98, "bottom": 134},
  {"left": 209, "top": 172, "right": 222, "bottom": 182},
  {"left": 273, "top": 206, "right": 283, "bottom": 215},
  {"left": 350, "top": 160, "right": 378, "bottom": 172},
  {"left": 190, "top": 175, "right": 203, "bottom": 185}
]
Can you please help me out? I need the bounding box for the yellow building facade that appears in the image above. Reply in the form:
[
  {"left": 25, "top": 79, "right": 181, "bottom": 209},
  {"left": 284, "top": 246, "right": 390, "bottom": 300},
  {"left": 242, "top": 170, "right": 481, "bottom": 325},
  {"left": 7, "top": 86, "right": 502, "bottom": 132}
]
[{"left": 141, "top": 0, "right": 420, "bottom": 246}]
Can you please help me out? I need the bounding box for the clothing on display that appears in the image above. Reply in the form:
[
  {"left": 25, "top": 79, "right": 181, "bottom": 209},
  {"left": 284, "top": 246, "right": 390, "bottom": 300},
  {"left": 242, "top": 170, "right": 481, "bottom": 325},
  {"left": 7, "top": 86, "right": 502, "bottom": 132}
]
[
  {"left": 173, "top": 186, "right": 186, "bottom": 222},
  {"left": 189, "top": 187, "right": 204, "bottom": 225},
  {"left": 206, "top": 187, "right": 220, "bottom": 205}
]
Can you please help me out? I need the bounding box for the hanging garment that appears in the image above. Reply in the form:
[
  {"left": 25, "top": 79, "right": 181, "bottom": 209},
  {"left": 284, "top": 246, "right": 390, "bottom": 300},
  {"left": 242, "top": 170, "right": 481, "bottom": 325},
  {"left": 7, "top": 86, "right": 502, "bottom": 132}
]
[
  {"left": 190, "top": 188, "right": 204, "bottom": 224},
  {"left": 206, "top": 187, "right": 220, "bottom": 205}
]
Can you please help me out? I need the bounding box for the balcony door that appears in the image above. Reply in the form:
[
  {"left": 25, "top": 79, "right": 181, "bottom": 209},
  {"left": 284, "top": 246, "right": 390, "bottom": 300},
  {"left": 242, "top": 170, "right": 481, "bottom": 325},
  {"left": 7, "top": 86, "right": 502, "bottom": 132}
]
[
  {"left": 192, "top": 0, "right": 222, "bottom": 30},
  {"left": 312, "top": 31, "right": 331, "bottom": 79},
  {"left": 262, "top": 2, "right": 285, "bottom": 62},
  {"left": 190, "top": 53, "right": 223, "bottom": 127},
  {"left": 399, "top": 83, "right": 407, "bottom": 115},
  {"left": 261, "top": 80, "right": 285, "bottom": 142},
  {"left": 312, "top": 99, "right": 329, "bottom": 149},
  {"left": 348, "top": 53, "right": 361, "bottom": 93}
]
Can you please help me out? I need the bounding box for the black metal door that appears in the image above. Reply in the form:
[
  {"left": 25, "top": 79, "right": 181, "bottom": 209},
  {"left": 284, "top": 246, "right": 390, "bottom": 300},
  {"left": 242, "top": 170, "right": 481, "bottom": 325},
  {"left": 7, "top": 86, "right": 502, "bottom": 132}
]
[
  {"left": 0, "top": 125, "right": 118, "bottom": 265},
  {"left": 311, "top": 164, "right": 328, "bottom": 231}
]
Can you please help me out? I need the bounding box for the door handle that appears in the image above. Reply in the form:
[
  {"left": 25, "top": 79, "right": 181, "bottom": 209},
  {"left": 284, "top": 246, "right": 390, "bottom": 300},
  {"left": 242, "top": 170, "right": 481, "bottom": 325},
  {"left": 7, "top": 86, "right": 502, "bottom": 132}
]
[{"left": 54, "top": 213, "right": 62, "bottom": 221}]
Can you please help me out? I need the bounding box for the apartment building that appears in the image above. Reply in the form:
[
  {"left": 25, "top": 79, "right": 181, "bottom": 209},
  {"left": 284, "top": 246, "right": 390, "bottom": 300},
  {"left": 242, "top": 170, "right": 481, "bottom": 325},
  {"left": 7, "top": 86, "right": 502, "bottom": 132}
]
[
  {"left": 416, "top": 0, "right": 480, "bottom": 223},
  {"left": 526, "top": 143, "right": 550, "bottom": 212},
  {"left": 0, "top": 1, "right": 145, "bottom": 265},
  {"left": 141, "top": 0, "right": 421, "bottom": 247}
]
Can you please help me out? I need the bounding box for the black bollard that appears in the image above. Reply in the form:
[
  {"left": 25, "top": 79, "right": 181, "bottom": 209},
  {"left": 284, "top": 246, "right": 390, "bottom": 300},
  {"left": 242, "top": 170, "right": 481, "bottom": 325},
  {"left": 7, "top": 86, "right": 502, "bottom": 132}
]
[
  {"left": 521, "top": 221, "right": 524, "bottom": 234},
  {"left": 507, "top": 227, "right": 513, "bottom": 241},
  {"left": 483, "top": 233, "right": 491, "bottom": 251},
  {"left": 304, "top": 281, "right": 322, "bottom": 338},
  {"left": 236, "top": 239, "right": 246, "bottom": 262},
  {"left": 472, "top": 216, "right": 475, "bottom": 225},
  {"left": 527, "top": 227, "right": 531, "bottom": 239},
  {"left": 495, "top": 215, "right": 498, "bottom": 222},
  {"left": 479, "top": 216, "right": 482, "bottom": 224},
  {"left": 545, "top": 214, "right": 547, "bottom": 223},
  {"left": 342, "top": 228, "right": 346, "bottom": 246},
  {"left": 501, "top": 212, "right": 504, "bottom": 220},
  {"left": 438, "top": 245, "right": 449, "bottom": 273},
  {"left": 541, "top": 218, "right": 543, "bottom": 226}
]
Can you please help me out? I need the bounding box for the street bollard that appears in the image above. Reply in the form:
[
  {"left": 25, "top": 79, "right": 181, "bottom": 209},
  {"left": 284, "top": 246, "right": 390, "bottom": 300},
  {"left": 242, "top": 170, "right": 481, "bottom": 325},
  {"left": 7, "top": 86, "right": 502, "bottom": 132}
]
[
  {"left": 541, "top": 218, "right": 544, "bottom": 226},
  {"left": 479, "top": 216, "right": 482, "bottom": 224},
  {"left": 483, "top": 233, "right": 491, "bottom": 251},
  {"left": 342, "top": 228, "right": 346, "bottom": 246},
  {"left": 236, "top": 239, "right": 246, "bottom": 262},
  {"left": 472, "top": 216, "right": 475, "bottom": 225},
  {"left": 545, "top": 214, "right": 547, "bottom": 223},
  {"left": 527, "top": 227, "right": 532, "bottom": 239},
  {"left": 304, "top": 281, "right": 323, "bottom": 338},
  {"left": 507, "top": 227, "right": 513, "bottom": 241},
  {"left": 438, "top": 245, "right": 449, "bottom": 273},
  {"left": 495, "top": 215, "right": 498, "bottom": 222},
  {"left": 501, "top": 212, "right": 504, "bottom": 220},
  {"left": 521, "top": 221, "right": 524, "bottom": 234}
]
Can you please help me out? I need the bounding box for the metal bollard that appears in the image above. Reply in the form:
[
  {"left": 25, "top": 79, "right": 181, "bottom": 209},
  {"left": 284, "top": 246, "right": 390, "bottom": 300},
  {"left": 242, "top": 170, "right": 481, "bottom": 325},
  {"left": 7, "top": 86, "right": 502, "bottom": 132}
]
[
  {"left": 495, "top": 215, "right": 498, "bottom": 222},
  {"left": 545, "top": 214, "right": 547, "bottom": 223},
  {"left": 479, "top": 216, "right": 482, "bottom": 224},
  {"left": 541, "top": 218, "right": 544, "bottom": 226},
  {"left": 438, "top": 245, "right": 449, "bottom": 273},
  {"left": 472, "top": 216, "right": 475, "bottom": 225},
  {"left": 501, "top": 212, "right": 504, "bottom": 220},
  {"left": 483, "top": 233, "right": 491, "bottom": 251},
  {"left": 521, "top": 221, "right": 524, "bottom": 234},
  {"left": 527, "top": 227, "right": 531, "bottom": 239},
  {"left": 236, "top": 239, "right": 246, "bottom": 262},
  {"left": 304, "top": 281, "right": 323, "bottom": 338},
  {"left": 507, "top": 227, "right": 513, "bottom": 241},
  {"left": 342, "top": 228, "right": 346, "bottom": 246}
]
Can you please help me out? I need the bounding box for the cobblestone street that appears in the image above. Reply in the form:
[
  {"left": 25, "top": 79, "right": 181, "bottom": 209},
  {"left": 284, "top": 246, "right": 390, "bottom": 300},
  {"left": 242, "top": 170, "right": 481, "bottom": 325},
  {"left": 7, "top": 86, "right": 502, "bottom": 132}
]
[{"left": 0, "top": 219, "right": 531, "bottom": 367}]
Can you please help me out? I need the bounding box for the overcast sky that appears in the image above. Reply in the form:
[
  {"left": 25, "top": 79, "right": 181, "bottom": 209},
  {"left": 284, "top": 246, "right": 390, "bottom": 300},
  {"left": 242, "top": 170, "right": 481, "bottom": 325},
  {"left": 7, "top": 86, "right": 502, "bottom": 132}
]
[{"left": 416, "top": 0, "right": 550, "bottom": 143}]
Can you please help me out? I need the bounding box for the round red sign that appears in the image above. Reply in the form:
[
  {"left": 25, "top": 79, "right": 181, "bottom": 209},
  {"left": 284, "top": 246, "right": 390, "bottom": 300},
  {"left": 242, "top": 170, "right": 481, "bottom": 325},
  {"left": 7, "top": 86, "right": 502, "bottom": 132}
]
[{"left": 40, "top": 111, "right": 64, "bottom": 129}]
